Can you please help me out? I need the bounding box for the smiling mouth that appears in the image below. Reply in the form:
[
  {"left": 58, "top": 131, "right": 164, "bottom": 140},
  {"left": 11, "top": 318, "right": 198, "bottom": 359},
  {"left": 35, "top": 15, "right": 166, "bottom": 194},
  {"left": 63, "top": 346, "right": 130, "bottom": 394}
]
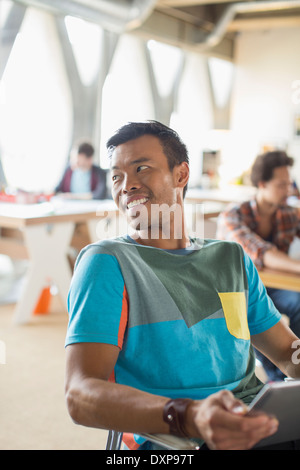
[{"left": 126, "top": 197, "right": 149, "bottom": 209}]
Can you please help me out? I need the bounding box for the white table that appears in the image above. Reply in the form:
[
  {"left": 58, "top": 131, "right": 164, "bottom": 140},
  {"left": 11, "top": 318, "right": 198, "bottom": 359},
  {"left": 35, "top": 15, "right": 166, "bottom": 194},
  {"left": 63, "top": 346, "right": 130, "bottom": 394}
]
[
  {"left": 185, "top": 186, "right": 257, "bottom": 204},
  {"left": 0, "top": 199, "right": 121, "bottom": 324}
]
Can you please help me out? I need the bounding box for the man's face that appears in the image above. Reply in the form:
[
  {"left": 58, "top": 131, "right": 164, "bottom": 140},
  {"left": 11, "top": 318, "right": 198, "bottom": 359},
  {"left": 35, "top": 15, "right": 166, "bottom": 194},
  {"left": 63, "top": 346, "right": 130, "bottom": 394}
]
[
  {"left": 259, "top": 166, "right": 292, "bottom": 206},
  {"left": 71, "top": 153, "right": 93, "bottom": 171},
  {"left": 110, "top": 135, "right": 185, "bottom": 233}
]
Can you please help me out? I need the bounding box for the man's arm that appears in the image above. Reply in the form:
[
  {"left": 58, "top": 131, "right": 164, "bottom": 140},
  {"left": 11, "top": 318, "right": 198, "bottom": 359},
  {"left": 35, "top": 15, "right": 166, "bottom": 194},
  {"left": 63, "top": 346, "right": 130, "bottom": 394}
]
[
  {"left": 218, "top": 206, "right": 300, "bottom": 273},
  {"left": 65, "top": 342, "right": 278, "bottom": 450},
  {"left": 54, "top": 167, "right": 69, "bottom": 194},
  {"left": 65, "top": 342, "right": 170, "bottom": 433},
  {"left": 217, "top": 206, "right": 272, "bottom": 268},
  {"left": 263, "top": 246, "right": 300, "bottom": 274},
  {"left": 251, "top": 318, "right": 300, "bottom": 378}
]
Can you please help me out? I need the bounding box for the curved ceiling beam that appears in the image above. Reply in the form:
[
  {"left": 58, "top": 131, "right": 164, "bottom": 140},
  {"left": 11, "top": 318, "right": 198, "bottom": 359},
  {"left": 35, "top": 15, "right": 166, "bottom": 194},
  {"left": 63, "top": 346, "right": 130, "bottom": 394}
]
[
  {"left": 12, "top": 0, "right": 157, "bottom": 32},
  {"left": 199, "top": 0, "right": 300, "bottom": 50}
]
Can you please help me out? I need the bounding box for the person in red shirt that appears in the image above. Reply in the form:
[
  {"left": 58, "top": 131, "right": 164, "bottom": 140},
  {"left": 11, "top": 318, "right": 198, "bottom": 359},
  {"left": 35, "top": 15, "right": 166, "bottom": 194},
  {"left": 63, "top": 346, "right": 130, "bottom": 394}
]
[{"left": 55, "top": 142, "right": 107, "bottom": 200}]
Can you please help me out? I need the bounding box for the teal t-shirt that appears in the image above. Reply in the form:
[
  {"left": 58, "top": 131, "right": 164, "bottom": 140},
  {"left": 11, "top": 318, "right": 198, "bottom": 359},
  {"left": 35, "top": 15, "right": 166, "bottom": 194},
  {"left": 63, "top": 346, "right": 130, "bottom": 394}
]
[{"left": 65, "top": 236, "right": 281, "bottom": 449}]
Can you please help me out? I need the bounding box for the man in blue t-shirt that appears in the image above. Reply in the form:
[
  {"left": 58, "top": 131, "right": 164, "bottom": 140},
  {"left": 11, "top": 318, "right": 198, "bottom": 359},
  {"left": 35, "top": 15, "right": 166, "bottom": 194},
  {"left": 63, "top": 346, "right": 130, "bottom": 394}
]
[{"left": 65, "top": 121, "right": 300, "bottom": 450}]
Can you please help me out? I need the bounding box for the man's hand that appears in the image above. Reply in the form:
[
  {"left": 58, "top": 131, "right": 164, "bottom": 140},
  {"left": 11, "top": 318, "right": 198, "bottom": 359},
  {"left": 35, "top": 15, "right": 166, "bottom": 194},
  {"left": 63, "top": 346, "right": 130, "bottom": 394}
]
[{"left": 186, "top": 390, "right": 278, "bottom": 450}]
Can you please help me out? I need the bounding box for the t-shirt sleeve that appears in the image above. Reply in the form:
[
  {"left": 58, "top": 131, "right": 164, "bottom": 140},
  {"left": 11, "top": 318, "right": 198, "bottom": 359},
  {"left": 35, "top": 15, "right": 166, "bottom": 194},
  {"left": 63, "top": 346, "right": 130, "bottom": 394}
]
[
  {"left": 65, "top": 248, "right": 128, "bottom": 348},
  {"left": 243, "top": 252, "right": 281, "bottom": 335}
]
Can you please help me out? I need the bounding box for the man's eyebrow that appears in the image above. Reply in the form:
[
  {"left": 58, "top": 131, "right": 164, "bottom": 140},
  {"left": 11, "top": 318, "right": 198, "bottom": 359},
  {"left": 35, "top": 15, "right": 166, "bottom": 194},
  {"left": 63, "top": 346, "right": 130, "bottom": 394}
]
[
  {"left": 131, "top": 157, "right": 152, "bottom": 165},
  {"left": 111, "top": 157, "right": 152, "bottom": 170}
]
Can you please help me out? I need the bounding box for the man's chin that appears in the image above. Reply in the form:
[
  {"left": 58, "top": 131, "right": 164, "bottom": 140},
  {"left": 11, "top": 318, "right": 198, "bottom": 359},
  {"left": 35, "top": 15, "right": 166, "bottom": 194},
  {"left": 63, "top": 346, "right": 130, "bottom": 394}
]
[{"left": 126, "top": 216, "right": 150, "bottom": 233}]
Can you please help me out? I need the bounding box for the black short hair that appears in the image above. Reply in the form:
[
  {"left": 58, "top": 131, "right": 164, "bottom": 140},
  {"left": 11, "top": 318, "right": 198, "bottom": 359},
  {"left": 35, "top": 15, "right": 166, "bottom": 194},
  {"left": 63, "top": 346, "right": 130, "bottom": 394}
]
[
  {"left": 106, "top": 120, "right": 189, "bottom": 197},
  {"left": 77, "top": 142, "right": 94, "bottom": 158},
  {"left": 250, "top": 150, "right": 294, "bottom": 187}
]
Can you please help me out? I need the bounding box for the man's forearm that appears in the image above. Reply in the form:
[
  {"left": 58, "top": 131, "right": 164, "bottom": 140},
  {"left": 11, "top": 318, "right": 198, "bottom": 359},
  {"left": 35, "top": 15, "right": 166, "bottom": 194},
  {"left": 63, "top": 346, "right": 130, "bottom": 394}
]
[
  {"left": 66, "top": 376, "right": 170, "bottom": 434},
  {"left": 263, "top": 247, "right": 300, "bottom": 274},
  {"left": 280, "top": 340, "right": 300, "bottom": 379},
  {"left": 65, "top": 377, "right": 281, "bottom": 450}
]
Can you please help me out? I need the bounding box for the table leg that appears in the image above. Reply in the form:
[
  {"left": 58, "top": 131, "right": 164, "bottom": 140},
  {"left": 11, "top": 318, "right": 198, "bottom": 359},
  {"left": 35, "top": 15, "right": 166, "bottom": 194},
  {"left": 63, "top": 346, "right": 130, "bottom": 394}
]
[{"left": 13, "top": 222, "right": 74, "bottom": 324}]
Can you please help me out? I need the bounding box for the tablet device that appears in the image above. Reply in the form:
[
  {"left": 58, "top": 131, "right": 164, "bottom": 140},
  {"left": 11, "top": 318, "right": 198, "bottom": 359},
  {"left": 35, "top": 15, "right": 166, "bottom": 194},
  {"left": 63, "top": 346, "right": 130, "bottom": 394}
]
[{"left": 247, "top": 380, "right": 300, "bottom": 448}]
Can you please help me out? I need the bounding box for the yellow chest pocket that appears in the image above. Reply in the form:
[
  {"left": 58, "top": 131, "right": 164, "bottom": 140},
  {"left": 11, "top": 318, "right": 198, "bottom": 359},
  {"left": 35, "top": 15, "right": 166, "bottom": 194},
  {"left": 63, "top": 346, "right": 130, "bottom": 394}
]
[{"left": 218, "top": 292, "right": 250, "bottom": 340}]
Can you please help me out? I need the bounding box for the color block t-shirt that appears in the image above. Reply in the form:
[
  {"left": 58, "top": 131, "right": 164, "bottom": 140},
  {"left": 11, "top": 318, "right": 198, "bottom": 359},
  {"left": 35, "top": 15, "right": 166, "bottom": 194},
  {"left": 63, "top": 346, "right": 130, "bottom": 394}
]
[{"left": 65, "top": 236, "right": 281, "bottom": 448}]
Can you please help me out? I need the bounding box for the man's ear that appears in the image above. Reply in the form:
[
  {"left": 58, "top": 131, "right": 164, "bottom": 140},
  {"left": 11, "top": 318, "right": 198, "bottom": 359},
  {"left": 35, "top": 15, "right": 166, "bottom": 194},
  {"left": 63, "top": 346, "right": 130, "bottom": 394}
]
[{"left": 175, "top": 162, "right": 189, "bottom": 189}]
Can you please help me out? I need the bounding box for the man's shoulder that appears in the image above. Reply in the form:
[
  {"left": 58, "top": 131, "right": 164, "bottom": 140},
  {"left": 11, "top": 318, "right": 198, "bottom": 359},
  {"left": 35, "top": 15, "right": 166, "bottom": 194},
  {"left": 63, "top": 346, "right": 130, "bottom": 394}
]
[
  {"left": 203, "top": 237, "right": 242, "bottom": 246},
  {"left": 218, "top": 199, "right": 253, "bottom": 220},
  {"left": 201, "top": 238, "right": 245, "bottom": 256},
  {"left": 63, "top": 165, "right": 73, "bottom": 176},
  {"left": 73, "top": 237, "right": 133, "bottom": 271},
  {"left": 81, "top": 236, "right": 130, "bottom": 255},
  {"left": 280, "top": 204, "right": 299, "bottom": 216},
  {"left": 275, "top": 204, "right": 300, "bottom": 227},
  {"left": 195, "top": 239, "right": 248, "bottom": 283},
  {"left": 227, "top": 199, "right": 252, "bottom": 212}
]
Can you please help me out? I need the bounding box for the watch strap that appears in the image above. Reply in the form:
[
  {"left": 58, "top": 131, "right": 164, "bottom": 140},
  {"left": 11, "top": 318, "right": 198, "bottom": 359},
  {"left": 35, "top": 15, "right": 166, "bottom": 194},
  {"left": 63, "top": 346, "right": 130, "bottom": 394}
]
[{"left": 163, "top": 398, "right": 192, "bottom": 437}]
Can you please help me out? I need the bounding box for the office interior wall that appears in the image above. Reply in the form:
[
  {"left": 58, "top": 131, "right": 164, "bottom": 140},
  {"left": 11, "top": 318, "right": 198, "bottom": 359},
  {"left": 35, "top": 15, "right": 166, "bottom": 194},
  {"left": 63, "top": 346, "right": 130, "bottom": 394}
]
[{"left": 229, "top": 26, "right": 300, "bottom": 185}]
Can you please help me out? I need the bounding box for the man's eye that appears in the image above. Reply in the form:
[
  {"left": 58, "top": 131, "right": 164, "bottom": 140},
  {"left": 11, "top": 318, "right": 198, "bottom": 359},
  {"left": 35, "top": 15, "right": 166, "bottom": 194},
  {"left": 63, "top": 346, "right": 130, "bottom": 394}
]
[
  {"left": 137, "top": 165, "right": 148, "bottom": 172},
  {"left": 112, "top": 175, "right": 120, "bottom": 182}
]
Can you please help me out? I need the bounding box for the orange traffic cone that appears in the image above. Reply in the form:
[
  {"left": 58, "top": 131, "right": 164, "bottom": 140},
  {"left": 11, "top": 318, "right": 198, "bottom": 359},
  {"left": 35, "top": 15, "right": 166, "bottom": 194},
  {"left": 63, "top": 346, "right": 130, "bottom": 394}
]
[{"left": 33, "top": 287, "right": 52, "bottom": 315}]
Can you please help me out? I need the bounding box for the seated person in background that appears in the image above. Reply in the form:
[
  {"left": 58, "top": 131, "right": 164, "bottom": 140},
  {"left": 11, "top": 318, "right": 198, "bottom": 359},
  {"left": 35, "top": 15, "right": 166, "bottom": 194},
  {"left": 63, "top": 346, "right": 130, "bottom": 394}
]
[
  {"left": 65, "top": 122, "right": 300, "bottom": 451},
  {"left": 55, "top": 142, "right": 107, "bottom": 200},
  {"left": 217, "top": 150, "right": 300, "bottom": 382}
]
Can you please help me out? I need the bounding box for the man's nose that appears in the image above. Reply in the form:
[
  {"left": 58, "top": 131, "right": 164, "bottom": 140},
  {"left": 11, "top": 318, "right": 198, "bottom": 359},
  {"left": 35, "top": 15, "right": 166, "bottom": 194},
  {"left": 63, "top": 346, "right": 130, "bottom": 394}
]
[{"left": 122, "top": 174, "right": 140, "bottom": 193}]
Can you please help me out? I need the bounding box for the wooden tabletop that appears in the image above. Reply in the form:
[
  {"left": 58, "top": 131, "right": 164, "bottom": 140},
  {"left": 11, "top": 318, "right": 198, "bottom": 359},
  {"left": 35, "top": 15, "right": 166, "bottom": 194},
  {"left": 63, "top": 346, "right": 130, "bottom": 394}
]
[{"left": 258, "top": 267, "right": 300, "bottom": 292}]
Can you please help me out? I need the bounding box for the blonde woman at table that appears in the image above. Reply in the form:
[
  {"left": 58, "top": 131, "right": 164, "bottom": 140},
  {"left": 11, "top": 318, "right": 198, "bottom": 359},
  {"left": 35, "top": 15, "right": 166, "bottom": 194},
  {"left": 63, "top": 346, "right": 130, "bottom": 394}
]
[{"left": 217, "top": 150, "right": 300, "bottom": 382}]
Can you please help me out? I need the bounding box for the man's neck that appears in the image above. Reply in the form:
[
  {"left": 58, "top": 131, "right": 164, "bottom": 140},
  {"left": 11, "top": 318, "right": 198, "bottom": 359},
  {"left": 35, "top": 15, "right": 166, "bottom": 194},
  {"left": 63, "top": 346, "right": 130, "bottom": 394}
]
[
  {"left": 131, "top": 233, "right": 191, "bottom": 250},
  {"left": 127, "top": 198, "right": 191, "bottom": 250},
  {"left": 128, "top": 219, "right": 191, "bottom": 250},
  {"left": 256, "top": 193, "right": 278, "bottom": 217}
]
